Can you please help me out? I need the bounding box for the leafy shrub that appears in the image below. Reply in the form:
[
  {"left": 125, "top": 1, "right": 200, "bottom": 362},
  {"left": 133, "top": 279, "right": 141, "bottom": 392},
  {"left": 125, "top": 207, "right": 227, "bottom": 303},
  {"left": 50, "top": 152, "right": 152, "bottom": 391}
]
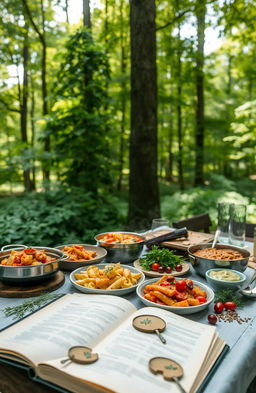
[
  {"left": 0, "top": 188, "right": 123, "bottom": 247},
  {"left": 162, "top": 188, "right": 255, "bottom": 229}
]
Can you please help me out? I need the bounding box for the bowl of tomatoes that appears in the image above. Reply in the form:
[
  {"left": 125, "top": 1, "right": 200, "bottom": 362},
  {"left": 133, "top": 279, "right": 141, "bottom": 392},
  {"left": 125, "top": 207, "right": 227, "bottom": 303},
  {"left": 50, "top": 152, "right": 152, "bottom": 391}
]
[{"left": 136, "top": 275, "right": 214, "bottom": 314}]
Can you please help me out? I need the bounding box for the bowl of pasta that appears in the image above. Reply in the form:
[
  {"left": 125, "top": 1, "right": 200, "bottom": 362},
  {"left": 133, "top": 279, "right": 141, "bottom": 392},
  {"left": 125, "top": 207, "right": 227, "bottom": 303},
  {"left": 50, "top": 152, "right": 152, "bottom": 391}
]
[
  {"left": 0, "top": 245, "right": 67, "bottom": 283},
  {"left": 136, "top": 276, "right": 214, "bottom": 315},
  {"left": 56, "top": 244, "right": 107, "bottom": 271},
  {"left": 95, "top": 232, "right": 145, "bottom": 264},
  {"left": 70, "top": 263, "right": 145, "bottom": 295}
]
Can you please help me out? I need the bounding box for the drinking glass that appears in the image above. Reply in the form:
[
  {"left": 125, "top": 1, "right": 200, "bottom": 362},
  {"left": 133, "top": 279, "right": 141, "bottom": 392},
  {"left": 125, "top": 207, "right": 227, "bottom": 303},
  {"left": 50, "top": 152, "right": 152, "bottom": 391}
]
[
  {"left": 229, "top": 204, "right": 247, "bottom": 247},
  {"left": 217, "top": 203, "right": 230, "bottom": 244},
  {"left": 151, "top": 218, "right": 169, "bottom": 231}
]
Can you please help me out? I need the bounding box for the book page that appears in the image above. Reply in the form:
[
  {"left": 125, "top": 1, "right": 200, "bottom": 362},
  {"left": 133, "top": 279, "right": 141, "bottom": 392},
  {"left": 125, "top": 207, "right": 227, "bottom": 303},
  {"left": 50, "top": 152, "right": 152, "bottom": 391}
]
[
  {"left": 40, "top": 307, "right": 219, "bottom": 393},
  {"left": 0, "top": 294, "right": 136, "bottom": 366}
]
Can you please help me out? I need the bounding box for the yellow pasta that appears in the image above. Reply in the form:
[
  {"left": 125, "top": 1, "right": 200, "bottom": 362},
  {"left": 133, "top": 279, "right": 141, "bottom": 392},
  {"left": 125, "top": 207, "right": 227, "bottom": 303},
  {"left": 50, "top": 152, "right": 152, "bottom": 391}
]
[{"left": 74, "top": 263, "right": 141, "bottom": 290}]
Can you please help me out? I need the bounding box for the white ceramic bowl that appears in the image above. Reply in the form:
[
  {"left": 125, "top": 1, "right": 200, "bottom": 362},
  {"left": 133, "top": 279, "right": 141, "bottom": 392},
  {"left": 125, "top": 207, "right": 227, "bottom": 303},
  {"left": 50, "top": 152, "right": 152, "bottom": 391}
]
[
  {"left": 56, "top": 244, "right": 107, "bottom": 271},
  {"left": 205, "top": 268, "right": 247, "bottom": 291},
  {"left": 136, "top": 277, "right": 214, "bottom": 315},
  {"left": 70, "top": 263, "right": 145, "bottom": 295}
]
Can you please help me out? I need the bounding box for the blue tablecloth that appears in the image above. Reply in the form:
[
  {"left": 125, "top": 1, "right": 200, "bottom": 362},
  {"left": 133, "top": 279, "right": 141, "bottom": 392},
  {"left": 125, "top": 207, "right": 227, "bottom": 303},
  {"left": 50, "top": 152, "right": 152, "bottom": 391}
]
[{"left": 1, "top": 256, "right": 256, "bottom": 393}]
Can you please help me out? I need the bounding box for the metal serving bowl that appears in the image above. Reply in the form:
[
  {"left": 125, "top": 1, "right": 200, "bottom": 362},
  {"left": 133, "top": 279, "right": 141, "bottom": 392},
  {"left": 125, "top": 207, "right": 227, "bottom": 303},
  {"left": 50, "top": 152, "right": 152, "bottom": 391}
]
[
  {"left": 188, "top": 243, "right": 250, "bottom": 277},
  {"left": 94, "top": 232, "right": 145, "bottom": 264},
  {"left": 0, "top": 245, "right": 68, "bottom": 283}
]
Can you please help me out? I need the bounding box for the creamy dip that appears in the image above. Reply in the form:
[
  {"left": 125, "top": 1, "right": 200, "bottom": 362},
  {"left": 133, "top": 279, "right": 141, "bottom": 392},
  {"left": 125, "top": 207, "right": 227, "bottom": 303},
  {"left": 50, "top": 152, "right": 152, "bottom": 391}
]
[{"left": 209, "top": 270, "right": 241, "bottom": 281}]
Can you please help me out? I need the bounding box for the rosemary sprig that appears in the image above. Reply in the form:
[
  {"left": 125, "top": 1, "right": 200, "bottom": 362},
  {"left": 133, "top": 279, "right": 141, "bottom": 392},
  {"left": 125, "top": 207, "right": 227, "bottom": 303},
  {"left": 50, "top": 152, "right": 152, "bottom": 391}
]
[
  {"left": 215, "top": 288, "right": 244, "bottom": 307},
  {"left": 2, "top": 293, "right": 63, "bottom": 320}
]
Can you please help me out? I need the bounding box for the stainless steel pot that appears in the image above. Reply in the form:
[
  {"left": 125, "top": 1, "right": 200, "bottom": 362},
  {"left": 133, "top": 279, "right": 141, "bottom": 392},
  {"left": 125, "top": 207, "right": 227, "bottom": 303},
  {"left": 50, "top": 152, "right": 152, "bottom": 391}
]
[
  {"left": 188, "top": 243, "right": 250, "bottom": 277},
  {"left": 95, "top": 232, "right": 145, "bottom": 264},
  {"left": 0, "top": 245, "right": 68, "bottom": 283},
  {"left": 95, "top": 228, "right": 188, "bottom": 264}
]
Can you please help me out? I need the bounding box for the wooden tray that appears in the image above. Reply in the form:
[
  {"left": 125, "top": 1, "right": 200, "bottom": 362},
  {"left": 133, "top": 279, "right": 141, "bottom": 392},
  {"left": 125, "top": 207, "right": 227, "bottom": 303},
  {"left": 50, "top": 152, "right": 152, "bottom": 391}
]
[
  {"left": 0, "top": 271, "right": 65, "bottom": 298},
  {"left": 145, "top": 229, "right": 214, "bottom": 251}
]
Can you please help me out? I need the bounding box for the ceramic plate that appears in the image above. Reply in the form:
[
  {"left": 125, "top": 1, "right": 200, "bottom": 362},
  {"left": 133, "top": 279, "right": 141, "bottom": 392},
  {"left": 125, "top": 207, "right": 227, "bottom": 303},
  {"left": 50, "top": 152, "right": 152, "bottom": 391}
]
[
  {"left": 136, "top": 277, "right": 214, "bottom": 315},
  {"left": 70, "top": 263, "right": 145, "bottom": 295},
  {"left": 56, "top": 244, "right": 107, "bottom": 271},
  {"left": 133, "top": 259, "right": 190, "bottom": 277}
]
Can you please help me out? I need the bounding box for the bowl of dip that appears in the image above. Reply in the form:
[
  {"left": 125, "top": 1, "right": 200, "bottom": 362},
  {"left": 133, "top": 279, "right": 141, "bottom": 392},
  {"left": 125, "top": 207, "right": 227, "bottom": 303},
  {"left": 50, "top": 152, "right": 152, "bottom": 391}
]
[{"left": 205, "top": 268, "right": 247, "bottom": 291}]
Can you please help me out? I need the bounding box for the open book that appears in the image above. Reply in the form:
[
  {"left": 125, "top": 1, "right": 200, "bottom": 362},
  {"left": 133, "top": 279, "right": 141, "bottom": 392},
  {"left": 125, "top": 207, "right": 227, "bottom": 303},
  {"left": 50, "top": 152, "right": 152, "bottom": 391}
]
[{"left": 0, "top": 294, "right": 227, "bottom": 393}]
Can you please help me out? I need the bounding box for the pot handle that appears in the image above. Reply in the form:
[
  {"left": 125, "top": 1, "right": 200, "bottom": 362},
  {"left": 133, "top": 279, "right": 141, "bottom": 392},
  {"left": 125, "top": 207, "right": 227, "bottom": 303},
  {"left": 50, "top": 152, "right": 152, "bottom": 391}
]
[
  {"left": 144, "top": 227, "right": 188, "bottom": 246},
  {"left": 189, "top": 254, "right": 199, "bottom": 267},
  {"left": 1, "top": 244, "right": 28, "bottom": 251},
  {"left": 60, "top": 253, "right": 70, "bottom": 261}
]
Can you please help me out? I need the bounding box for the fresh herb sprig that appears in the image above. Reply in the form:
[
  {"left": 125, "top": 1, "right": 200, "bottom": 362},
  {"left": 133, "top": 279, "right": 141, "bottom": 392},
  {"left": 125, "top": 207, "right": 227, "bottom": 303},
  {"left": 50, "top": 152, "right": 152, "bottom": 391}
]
[
  {"left": 140, "top": 246, "right": 183, "bottom": 271},
  {"left": 2, "top": 293, "right": 62, "bottom": 320},
  {"left": 215, "top": 289, "right": 244, "bottom": 307}
]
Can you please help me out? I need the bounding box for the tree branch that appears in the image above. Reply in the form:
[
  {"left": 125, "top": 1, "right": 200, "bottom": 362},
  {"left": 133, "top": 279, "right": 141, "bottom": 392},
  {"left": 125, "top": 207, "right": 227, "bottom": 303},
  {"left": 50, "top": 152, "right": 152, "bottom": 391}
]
[
  {"left": 156, "top": 9, "right": 191, "bottom": 31},
  {"left": 0, "top": 97, "right": 21, "bottom": 113},
  {"left": 21, "top": 0, "right": 44, "bottom": 44}
]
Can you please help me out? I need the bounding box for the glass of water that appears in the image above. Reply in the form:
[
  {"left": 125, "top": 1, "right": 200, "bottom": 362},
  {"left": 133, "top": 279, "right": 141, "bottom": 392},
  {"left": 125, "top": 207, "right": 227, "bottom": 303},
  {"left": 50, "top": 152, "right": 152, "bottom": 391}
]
[
  {"left": 217, "top": 203, "right": 230, "bottom": 244},
  {"left": 151, "top": 218, "right": 169, "bottom": 231},
  {"left": 229, "top": 204, "right": 247, "bottom": 247}
]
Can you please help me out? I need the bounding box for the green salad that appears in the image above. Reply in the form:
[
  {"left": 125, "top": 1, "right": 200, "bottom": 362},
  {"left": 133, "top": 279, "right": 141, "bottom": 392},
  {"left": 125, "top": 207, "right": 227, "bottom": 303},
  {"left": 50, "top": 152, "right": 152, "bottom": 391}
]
[{"left": 139, "top": 246, "right": 184, "bottom": 274}]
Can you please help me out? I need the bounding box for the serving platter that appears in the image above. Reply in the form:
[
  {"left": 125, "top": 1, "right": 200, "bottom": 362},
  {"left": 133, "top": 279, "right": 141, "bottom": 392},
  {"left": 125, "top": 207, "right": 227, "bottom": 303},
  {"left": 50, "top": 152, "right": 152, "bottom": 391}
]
[
  {"left": 136, "top": 277, "right": 214, "bottom": 315},
  {"left": 133, "top": 259, "right": 190, "bottom": 277},
  {"left": 70, "top": 263, "right": 145, "bottom": 295},
  {"left": 56, "top": 244, "right": 107, "bottom": 271}
]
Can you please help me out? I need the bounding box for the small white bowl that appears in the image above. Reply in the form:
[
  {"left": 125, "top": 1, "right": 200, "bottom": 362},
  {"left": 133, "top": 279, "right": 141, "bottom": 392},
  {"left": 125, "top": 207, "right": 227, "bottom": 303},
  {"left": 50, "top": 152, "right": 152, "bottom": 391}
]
[
  {"left": 136, "top": 277, "right": 214, "bottom": 315},
  {"left": 205, "top": 268, "right": 246, "bottom": 291},
  {"left": 70, "top": 263, "right": 145, "bottom": 295}
]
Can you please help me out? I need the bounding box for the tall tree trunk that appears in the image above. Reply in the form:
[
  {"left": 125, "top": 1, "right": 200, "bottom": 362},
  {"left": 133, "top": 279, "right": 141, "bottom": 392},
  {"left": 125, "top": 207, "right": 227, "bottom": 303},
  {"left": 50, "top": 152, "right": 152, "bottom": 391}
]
[
  {"left": 194, "top": 0, "right": 206, "bottom": 186},
  {"left": 22, "top": 0, "right": 50, "bottom": 186},
  {"left": 65, "top": 0, "right": 69, "bottom": 24},
  {"left": 83, "top": 0, "right": 91, "bottom": 28},
  {"left": 176, "top": 6, "right": 184, "bottom": 190},
  {"left": 21, "top": 27, "right": 33, "bottom": 192},
  {"left": 30, "top": 74, "right": 36, "bottom": 190},
  {"left": 117, "top": 0, "right": 127, "bottom": 191},
  {"left": 128, "top": 0, "right": 160, "bottom": 229}
]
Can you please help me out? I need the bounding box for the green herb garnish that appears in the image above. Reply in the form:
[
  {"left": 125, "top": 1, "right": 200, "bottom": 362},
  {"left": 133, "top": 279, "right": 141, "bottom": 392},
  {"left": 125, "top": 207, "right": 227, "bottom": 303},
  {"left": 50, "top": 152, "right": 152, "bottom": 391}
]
[
  {"left": 215, "top": 289, "right": 244, "bottom": 307},
  {"left": 1, "top": 293, "right": 62, "bottom": 320},
  {"left": 139, "top": 246, "right": 183, "bottom": 271}
]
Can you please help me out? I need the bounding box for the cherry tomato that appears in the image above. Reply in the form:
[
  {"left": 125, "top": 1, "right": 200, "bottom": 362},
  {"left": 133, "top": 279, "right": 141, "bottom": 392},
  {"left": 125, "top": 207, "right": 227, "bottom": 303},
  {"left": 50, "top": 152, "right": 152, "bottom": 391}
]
[
  {"left": 166, "top": 276, "right": 175, "bottom": 283},
  {"left": 197, "top": 296, "right": 207, "bottom": 303},
  {"left": 165, "top": 266, "right": 173, "bottom": 274},
  {"left": 186, "top": 279, "right": 194, "bottom": 289},
  {"left": 175, "top": 292, "right": 188, "bottom": 301},
  {"left": 175, "top": 280, "right": 187, "bottom": 292},
  {"left": 175, "top": 264, "right": 183, "bottom": 272},
  {"left": 24, "top": 248, "right": 36, "bottom": 254},
  {"left": 224, "top": 301, "right": 237, "bottom": 311},
  {"left": 208, "top": 314, "right": 217, "bottom": 325},
  {"left": 160, "top": 281, "right": 171, "bottom": 286},
  {"left": 151, "top": 263, "right": 160, "bottom": 271},
  {"left": 214, "top": 302, "right": 225, "bottom": 314},
  {"left": 158, "top": 266, "right": 165, "bottom": 274}
]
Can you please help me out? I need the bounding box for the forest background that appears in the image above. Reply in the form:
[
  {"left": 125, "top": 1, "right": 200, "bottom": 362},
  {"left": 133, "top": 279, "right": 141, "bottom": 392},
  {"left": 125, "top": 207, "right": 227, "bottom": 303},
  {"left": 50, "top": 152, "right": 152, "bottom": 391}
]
[{"left": 0, "top": 0, "right": 255, "bottom": 247}]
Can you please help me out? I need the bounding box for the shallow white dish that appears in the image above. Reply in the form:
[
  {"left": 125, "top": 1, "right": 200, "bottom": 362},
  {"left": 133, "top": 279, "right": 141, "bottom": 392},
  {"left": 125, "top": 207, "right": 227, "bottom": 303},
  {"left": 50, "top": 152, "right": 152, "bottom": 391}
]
[
  {"left": 56, "top": 244, "right": 107, "bottom": 271},
  {"left": 136, "top": 277, "right": 214, "bottom": 315},
  {"left": 70, "top": 263, "right": 145, "bottom": 295}
]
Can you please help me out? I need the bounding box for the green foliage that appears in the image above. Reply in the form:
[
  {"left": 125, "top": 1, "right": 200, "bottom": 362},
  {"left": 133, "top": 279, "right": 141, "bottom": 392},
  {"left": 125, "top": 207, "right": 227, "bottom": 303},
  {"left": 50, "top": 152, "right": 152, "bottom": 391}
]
[
  {"left": 139, "top": 246, "right": 183, "bottom": 271},
  {"left": 0, "top": 188, "right": 123, "bottom": 247},
  {"left": 46, "top": 28, "right": 112, "bottom": 192}
]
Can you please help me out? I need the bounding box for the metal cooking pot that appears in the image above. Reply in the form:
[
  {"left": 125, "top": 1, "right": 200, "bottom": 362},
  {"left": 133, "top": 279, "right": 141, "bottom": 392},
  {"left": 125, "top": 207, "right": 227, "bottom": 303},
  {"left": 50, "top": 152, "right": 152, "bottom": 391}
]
[
  {"left": 95, "top": 232, "right": 145, "bottom": 264},
  {"left": 95, "top": 228, "right": 188, "bottom": 264},
  {"left": 0, "top": 245, "right": 68, "bottom": 283},
  {"left": 188, "top": 243, "right": 250, "bottom": 277}
]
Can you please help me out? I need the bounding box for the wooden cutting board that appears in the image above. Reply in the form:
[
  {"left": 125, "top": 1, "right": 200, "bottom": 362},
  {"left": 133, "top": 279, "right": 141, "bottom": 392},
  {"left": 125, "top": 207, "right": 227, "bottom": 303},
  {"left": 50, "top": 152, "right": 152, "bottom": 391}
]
[
  {"left": 0, "top": 271, "right": 65, "bottom": 298},
  {"left": 145, "top": 229, "right": 214, "bottom": 251}
]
